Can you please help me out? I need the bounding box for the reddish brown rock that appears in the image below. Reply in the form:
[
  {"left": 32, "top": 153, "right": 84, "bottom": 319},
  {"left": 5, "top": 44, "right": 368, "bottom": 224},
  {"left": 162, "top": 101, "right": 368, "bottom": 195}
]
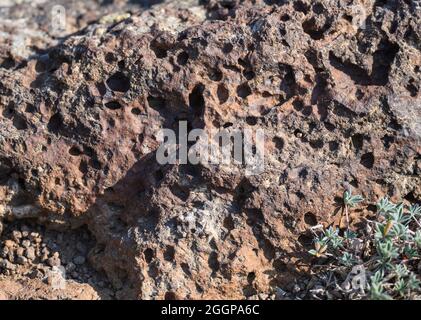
[{"left": 0, "top": 0, "right": 420, "bottom": 299}]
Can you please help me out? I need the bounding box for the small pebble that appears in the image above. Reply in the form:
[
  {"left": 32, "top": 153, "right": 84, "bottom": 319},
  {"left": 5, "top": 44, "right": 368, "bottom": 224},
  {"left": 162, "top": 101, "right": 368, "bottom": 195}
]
[
  {"left": 73, "top": 256, "right": 86, "bottom": 265},
  {"left": 26, "top": 247, "right": 36, "bottom": 261},
  {"left": 47, "top": 256, "right": 61, "bottom": 267},
  {"left": 16, "top": 256, "right": 27, "bottom": 265},
  {"left": 22, "top": 240, "right": 31, "bottom": 248},
  {"left": 16, "top": 247, "right": 24, "bottom": 257},
  {"left": 4, "top": 240, "right": 15, "bottom": 248},
  {"left": 12, "top": 231, "right": 22, "bottom": 241}
]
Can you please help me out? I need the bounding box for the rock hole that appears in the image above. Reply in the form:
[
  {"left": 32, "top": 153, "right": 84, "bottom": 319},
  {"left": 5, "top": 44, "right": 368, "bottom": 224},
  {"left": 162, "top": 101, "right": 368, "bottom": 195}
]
[
  {"left": 2, "top": 105, "right": 14, "bottom": 119},
  {"left": 247, "top": 272, "right": 256, "bottom": 284},
  {"left": 236, "top": 83, "right": 252, "bottom": 99},
  {"left": 131, "top": 108, "right": 141, "bottom": 115},
  {"left": 293, "top": 99, "right": 304, "bottom": 111},
  {"left": 69, "top": 146, "right": 83, "bottom": 157},
  {"left": 381, "top": 135, "right": 394, "bottom": 149},
  {"left": 299, "top": 168, "right": 308, "bottom": 180},
  {"left": 154, "top": 169, "right": 164, "bottom": 183},
  {"left": 312, "top": 3, "right": 325, "bottom": 14},
  {"left": 147, "top": 96, "right": 166, "bottom": 111},
  {"left": 304, "top": 212, "right": 318, "bottom": 226},
  {"left": 294, "top": 1, "right": 309, "bottom": 13},
  {"left": 405, "top": 79, "right": 418, "bottom": 97},
  {"left": 90, "top": 159, "right": 102, "bottom": 170},
  {"left": 360, "top": 152, "right": 374, "bottom": 169},
  {"left": 273, "top": 136, "right": 284, "bottom": 152},
  {"left": 106, "top": 72, "right": 130, "bottom": 93},
  {"left": 163, "top": 246, "right": 175, "bottom": 262},
  {"left": 0, "top": 57, "right": 15, "bottom": 69},
  {"left": 273, "top": 259, "right": 288, "bottom": 272},
  {"left": 12, "top": 115, "right": 28, "bottom": 130},
  {"left": 170, "top": 184, "right": 190, "bottom": 202},
  {"left": 189, "top": 84, "right": 205, "bottom": 116},
  {"left": 104, "top": 52, "right": 116, "bottom": 64},
  {"left": 25, "top": 104, "right": 36, "bottom": 113},
  {"left": 298, "top": 233, "right": 313, "bottom": 249},
  {"left": 280, "top": 14, "right": 290, "bottom": 21},
  {"left": 177, "top": 51, "right": 189, "bottom": 65},
  {"left": 164, "top": 292, "right": 178, "bottom": 300},
  {"left": 351, "top": 133, "right": 364, "bottom": 152},
  {"left": 47, "top": 113, "right": 62, "bottom": 133},
  {"left": 246, "top": 116, "right": 258, "bottom": 126},
  {"left": 78, "top": 160, "right": 88, "bottom": 174},
  {"left": 208, "top": 251, "right": 220, "bottom": 272},
  {"left": 217, "top": 84, "right": 229, "bottom": 104},
  {"left": 96, "top": 82, "right": 107, "bottom": 96},
  {"left": 150, "top": 40, "right": 168, "bottom": 58},
  {"left": 309, "top": 139, "right": 324, "bottom": 149},
  {"left": 104, "top": 101, "right": 123, "bottom": 110},
  {"left": 208, "top": 68, "right": 223, "bottom": 81},
  {"left": 355, "top": 89, "right": 365, "bottom": 100},
  {"left": 223, "top": 215, "right": 235, "bottom": 231},
  {"left": 245, "top": 209, "right": 264, "bottom": 225},
  {"left": 222, "top": 43, "right": 233, "bottom": 54},
  {"left": 404, "top": 191, "right": 418, "bottom": 204},
  {"left": 144, "top": 248, "right": 154, "bottom": 263},
  {"left": 243, "top": 70, "right": 255, "bottom": 80},
  {"left": 329, "top": 141, "right": 339, "bottom": 151},
  {"left": 302, "top": 18, "right": 330, "bottom": 40},
  {"left": 324, "top": 122, "right": 336, "bottom": 132}
]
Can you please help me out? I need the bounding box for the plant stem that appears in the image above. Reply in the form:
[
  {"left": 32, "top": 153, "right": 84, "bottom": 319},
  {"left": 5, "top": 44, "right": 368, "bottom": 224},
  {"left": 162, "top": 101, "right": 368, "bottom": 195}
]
[{"left": 345, "top": 204, "right": 349, "bottom": 228}]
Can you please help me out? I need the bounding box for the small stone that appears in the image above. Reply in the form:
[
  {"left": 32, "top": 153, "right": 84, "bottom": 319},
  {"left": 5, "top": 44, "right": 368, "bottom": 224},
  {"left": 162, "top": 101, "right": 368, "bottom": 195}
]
[
  {"left": 76, "top": 242, "right": 87, "bottom": 253},
  {"left": 0, "top": 247, "right": 8, "bottom": 258},
  {"left": 29, "top": 232, "right": 39, "bottom": 240},
  {"left": 41, "top": 252, "right": 49, "bottom": 262},
  {"left": 16, "top": 247, "right": 24, "bottom": 257},
  {"left": 73, "top": 256, "right": 86, "bottom": 265},
  {"left": 4, "top": 240, "right": 15, "bottom": 248},
  {"left": 16, "top": 256, "right": 27, "bottom": 265},
  {"left": 258, "top": 293, "right": 268, "bottom": 300},
  {"left": 27, "top": 269, "right": 43, "bottom": 279},
  {"left": 12, "top": 231, "right": 22, "bottom": 241},
  {"left": 275, "top": 287, "right": 287, "bottom": 299},
  {"left": 65, "top": 262, "right": 76, "bottom": 272},
  {"left": 25, "top": 247, "right": 36, "bottom": 260},
  {"left": 292, "top": 284, "right": 301, "bottom": 293},
  {"left": 47, "top": 256, "right": 61, "bottom": 267},
  {"left": 21, "top": 240, "right": 31, "bottom": 248}
]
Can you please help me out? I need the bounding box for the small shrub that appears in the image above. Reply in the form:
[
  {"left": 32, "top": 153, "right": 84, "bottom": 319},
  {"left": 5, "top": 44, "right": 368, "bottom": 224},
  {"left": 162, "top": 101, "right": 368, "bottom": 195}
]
[{"left": 307, "top": 189, "right": 421, "bottom": 300}]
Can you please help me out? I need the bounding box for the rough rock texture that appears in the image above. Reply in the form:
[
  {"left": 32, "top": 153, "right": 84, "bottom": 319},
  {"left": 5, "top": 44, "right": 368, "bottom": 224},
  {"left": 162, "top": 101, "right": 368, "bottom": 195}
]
[{"left": 0, "top": 0, "right": 420, "bottom": 299}]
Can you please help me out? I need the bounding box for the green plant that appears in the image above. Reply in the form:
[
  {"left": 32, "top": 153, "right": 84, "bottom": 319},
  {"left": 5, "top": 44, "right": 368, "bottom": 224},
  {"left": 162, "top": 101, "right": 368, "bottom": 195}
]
[
  {"left": 343, "top": 188, "right": 364, "bottom": 227},
  {"left": 308, "top": 191, "right": 421, "bottom": 300}
]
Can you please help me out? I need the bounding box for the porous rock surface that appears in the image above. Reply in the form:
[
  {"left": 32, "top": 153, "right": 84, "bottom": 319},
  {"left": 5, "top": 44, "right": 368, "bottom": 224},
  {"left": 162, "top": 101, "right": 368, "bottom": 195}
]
[{"left": 0, "top": 0, "right": 420, "bottom": 299}]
